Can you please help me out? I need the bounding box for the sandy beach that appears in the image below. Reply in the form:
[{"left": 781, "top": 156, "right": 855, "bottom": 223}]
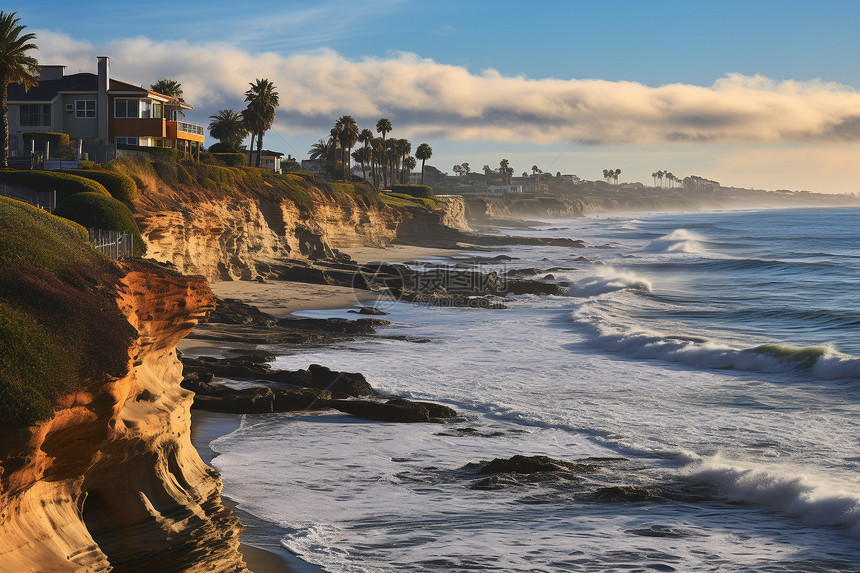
[{"left": 186, "top": 245, "right": 459, "bottom": 571}]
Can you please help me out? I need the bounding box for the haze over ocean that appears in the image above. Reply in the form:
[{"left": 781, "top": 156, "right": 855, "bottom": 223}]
[{"left": 212, "top": 208, "right": 860, "bottom": 572}]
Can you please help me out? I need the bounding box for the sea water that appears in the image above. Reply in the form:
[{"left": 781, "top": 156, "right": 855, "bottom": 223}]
[{"left": 211, "top": 208, "right": 860, "bottom": 572}]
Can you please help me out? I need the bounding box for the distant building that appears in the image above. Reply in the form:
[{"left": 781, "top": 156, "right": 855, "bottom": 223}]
[
  {"left": 246, "top": 149, "right": 284, "bottom": 172},
  {"left": 301, "top": 159, "right": 325, "bottom": 173},
  {"left": 486, "top": 185, "right": 523, "bottom": 195},
  {"left": 7, "top": 57, "right": 204, "bottom": 161}
]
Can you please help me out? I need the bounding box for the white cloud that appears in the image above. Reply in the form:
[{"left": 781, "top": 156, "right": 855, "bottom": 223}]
[{"left": 33, "top": 30, "right": 860, "bottom": 148}]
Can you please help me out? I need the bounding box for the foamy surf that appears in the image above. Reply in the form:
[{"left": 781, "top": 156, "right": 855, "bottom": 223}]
[
  {"left": 570, "top": 301, "right": 860, "bottom": 379},
  {"left": 681, "top": 456, "right": 860, "bottom": 537},
  {"left": 643, "top": 229, "right": 707, "bottom": 253},
  {"left": 559, "top": 267, "right": 652, "bottom": 297}
]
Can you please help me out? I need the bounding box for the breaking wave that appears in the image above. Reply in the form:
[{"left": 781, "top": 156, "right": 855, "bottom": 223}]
[
  {"left": 570, "top": 301, "right": 860, "bottom": 379},
  {"left": 643, "top": 229, "right": 706, "bottom": 254},
  {"left": 681, "top": 455, "right": 860, "bottom": 537}
]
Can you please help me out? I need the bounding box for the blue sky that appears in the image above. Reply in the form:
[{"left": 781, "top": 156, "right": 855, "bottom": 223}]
[{"left": 14, "top": 0, "right": 860, "bottom": 192}]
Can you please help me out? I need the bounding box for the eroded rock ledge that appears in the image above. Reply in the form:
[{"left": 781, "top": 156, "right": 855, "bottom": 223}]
[{"left": 0, "top": 260, "right": 249, "bottom": 572}]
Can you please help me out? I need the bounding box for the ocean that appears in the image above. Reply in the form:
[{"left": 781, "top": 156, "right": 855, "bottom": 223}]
[{"left": 210, "top": 207, "right": 860, "bottom": 572}]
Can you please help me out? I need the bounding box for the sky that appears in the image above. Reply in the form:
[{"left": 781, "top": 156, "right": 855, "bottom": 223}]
[{"left": 13, "top": 0, "right": 860, "bottom": 193}]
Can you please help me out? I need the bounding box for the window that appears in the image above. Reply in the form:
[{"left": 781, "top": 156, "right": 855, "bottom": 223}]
[
  {"left": 153, "top": 102, "right": 162, "bottom": 119},
  {"left": 19, "top": 104, "right": 51, "bottom": 126},
  {"left": 75, "top": 100, "right": 96, "bottom": 118},
  {"left": 115, "top": 137, "right": 139, "bottom": 146},
  {"left": 114, "top": 99, "right": 140, "bottom": 118}
]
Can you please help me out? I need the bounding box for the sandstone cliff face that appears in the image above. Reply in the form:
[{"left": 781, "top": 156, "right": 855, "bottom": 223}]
[
  {"left": 138, "top": 193, "right": 401, "bottom": 282},
  {"left": 0, "top": 261, "right": 247, "bottom": 573}
]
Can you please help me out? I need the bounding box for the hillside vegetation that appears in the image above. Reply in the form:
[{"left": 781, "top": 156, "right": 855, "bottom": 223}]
[{"left": 0, "top": 197, "right": 135, "bottom": 426}]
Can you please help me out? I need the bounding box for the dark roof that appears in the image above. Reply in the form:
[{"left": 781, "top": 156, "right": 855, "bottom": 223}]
[{"left": 8, "top": 73, "right": 175, "bottom": 103}]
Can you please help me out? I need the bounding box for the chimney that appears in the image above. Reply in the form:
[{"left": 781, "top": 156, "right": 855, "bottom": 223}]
[
  {"left": 97, "top": 57, "right": 110, "bottom": 143},
  {"left": 39, "top": 65, "right": 65, "bottom": 81}
]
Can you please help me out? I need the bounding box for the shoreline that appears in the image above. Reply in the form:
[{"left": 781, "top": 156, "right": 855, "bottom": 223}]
[
  {"left": 187, "top": 245, "right": 460, "bottom": 572},
  {"left": 190, "top": 410, "right": 321, "bottom": 573}
]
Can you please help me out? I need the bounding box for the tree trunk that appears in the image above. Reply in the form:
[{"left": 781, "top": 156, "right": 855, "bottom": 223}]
[
  {"left": 1, "top": 79, "right": 9, "bottom": 169},
  {"left": 421, "top": 159, "right": 426, "bottom": 185},
  {"left": 255, "top": 132, "right": 263, "bottom": 168},
  {"left": 247, "top": 134, "right": 255, "bottom": 166}
]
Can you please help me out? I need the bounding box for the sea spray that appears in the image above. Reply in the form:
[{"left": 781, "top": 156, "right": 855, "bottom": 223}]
[
  {"left": 643, "top": 229, "right": 707, "bottom": 253},
  {"left": 558, "top": 267, "right": 652, "bottom": 297},
  {"left": 680, "top": 455, "right": 860, "bottom": 537}
]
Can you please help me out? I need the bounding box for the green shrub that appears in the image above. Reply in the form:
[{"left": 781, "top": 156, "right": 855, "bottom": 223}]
[
  {"left": 60, "top": 169, "right": 137, "bottom": 203},
  {"left": 53, "top": 192, "right": 147, "bottom": 256},
  {"left": 390, "top": 184, "right": 435, "bottom": 199},
  {"left": 78, "top": 160, "right": 96, "bottom": 169},
  {"left": 153, "top": 157, "right": 178, "bottom": 184},
  {"left": 176, "top": 164, "right": 194, "bottom": 185},
  {"left": 0, "top": 169, "right": 110, "bottom": 202},
  {"left": 210, "top": 152, "right": 246, "bottom": 166},
  {"left": 0, "top": 197, "right": 136, "bottom": 426},
  {"left": 146, "top": 147, "right": 181, "bottom": 162},
  {"left": 23, "top": 131, "right": 71, "bottom": 158}
]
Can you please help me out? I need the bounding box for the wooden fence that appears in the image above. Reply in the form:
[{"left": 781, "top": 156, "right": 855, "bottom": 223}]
[
  {"left": 0, "top": 183, "right": 57, "bottom": 212},
  {"left": 87, "top": 227, "right": 134, "bottom": 260}
]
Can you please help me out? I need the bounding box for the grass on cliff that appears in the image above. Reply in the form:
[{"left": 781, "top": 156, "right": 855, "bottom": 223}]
[
  {"left": 104, "top": 154, "right": 423, "bottom": 213},
  {"left": 0, "top": 197, "right": 136, "bottom": 427}
]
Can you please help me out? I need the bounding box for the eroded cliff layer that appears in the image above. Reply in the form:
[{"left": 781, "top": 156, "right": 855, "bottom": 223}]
[
  {"left": 0, "top": 259, "right": 247, "bottom": 573},
  {"left": 137, "top": 192, "right": 401, "bottom": 282}
]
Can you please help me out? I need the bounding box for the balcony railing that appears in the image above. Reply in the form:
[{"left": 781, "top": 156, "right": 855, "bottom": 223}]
[{"left": 177, "top": 121, "right": 204, "bottom": 136}]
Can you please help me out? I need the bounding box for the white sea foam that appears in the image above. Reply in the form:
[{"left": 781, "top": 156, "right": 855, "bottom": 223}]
[
  {"left": 681, "top": 456, "right": 860, "bottom": 537},
  {"left": 571, "top": 300, "right": 860, "bottom": 378},
  {"left": 561, "top": 267, "right": 652, "bottom": 297},
  {"left": 643, "top": 229, "right": 706, "bottom": 253}
]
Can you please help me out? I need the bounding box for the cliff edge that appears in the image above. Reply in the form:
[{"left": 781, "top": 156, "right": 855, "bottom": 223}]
[{"left": 0, "top": 198, "right": 247, "bottom": 572}]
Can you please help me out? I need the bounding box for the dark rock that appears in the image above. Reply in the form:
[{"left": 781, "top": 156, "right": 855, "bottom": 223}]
[
  {"left": 320, "top": 396, "right": 458, "bottom": 423},
  {"left": 469, "top": 475, "right": 523, "bottom": 490},
  {"left": 593, "top": 486, "right": 664, "bottom": 502},
  {"left": 477, "top": 455, "right": 599, "bottom": 475},
  {"left": 347, "top": 306, "right": 389, "bottom": 316},
  {"left": 308, "top": 364, "right": 374, "bottom": 397}
]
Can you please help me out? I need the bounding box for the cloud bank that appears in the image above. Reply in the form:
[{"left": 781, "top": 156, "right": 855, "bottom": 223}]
[{"left": 35, "top": 30, "right": 860, "bottom": 146}]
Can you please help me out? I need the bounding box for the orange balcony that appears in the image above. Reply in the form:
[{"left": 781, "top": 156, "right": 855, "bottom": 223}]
[{"left": 167, "top": 120, "right": 205, "bottom": 143}]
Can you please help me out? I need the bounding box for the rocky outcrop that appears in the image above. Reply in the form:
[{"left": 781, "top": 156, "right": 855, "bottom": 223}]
[
  {"left": 0, "top": 261, "right": 248, "bottom": 572},
  {"left": 138, "top": 193, "right": 401, "bottom": 282}
]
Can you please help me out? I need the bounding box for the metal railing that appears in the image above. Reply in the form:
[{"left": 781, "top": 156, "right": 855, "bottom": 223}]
[
  {"left": 0, "top": 183, "right": 57, "bottom": 212},
  {"left": 176, "top": 121, "right": 205, "bottom": 136},
  {"left": 88, "top": 227, "right": 134, "bottom": 259}
]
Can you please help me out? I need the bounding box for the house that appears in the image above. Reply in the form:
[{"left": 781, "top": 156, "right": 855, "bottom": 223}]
[
  {"left": 486, "top": 185, "right": 523, "bottom": 195},
  {"left": 6, "top": 57, "right": 204, "bottom": 161},
  {"left": 246, "top": 149, "right": 284, "bottom": 173},
  {"left": 301, "top": 159, "right": 325, "bottom": 173}
]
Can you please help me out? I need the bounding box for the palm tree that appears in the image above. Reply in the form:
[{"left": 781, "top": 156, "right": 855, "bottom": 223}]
[
  {"left": 614, "top": 168, "right": 621, "bottom": 185},
  {"left": 415, "top": 143, "right": 432, "bottom": 185},
  {"left": 651, "top": 172, "right": 658, "bottom": 187},
  {"left": 398, "top": 139, "right": 412, "bottom": 183},
  {"left": 309, "top": 139, "right": 329, "bottom": 162},
  {"left": 1, "top": 11, "right": 39, "bottom": 168},
  {"left": 352, "top": 146, "right": 371, "bottom": 181},
  {"left": 208, "top": 109, "right": 248, "bottom": 152},
  {"left": 243, "top": 78, "right": 279, "bottom": 168},
  {"left": 150, "top": 78, "right": 183, "bottom": 101},
  {"left": 328, "top": 127, "right": 341, "bottom": 177},
  {"left": 376, "top": 118, "right": 392, "bottom": 185},
  {"left": 371, "top": 137, "right": 384, "bottom": 188},
  {"left": 500, "top": 159, "right": 511, "bottom": 185},
  {"left": 335, "top": 115, "right": 359, "bottom": 181},
  {"left": 404, "top": 156, "right": 416, "bottom": 182},
  {"left": 602, "top": 169, "right": 610, "bottom": 183}
]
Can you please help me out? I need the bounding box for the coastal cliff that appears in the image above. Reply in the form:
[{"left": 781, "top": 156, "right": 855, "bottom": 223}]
[
  {"left": 137, "top": 190, "right": 401, "bottom": 282},
  {"left": 0, "top": 198, "right": 247, "bottom": 572},
  {"left": 110, "top": 158, "right": 470, "bottom": 280}
]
